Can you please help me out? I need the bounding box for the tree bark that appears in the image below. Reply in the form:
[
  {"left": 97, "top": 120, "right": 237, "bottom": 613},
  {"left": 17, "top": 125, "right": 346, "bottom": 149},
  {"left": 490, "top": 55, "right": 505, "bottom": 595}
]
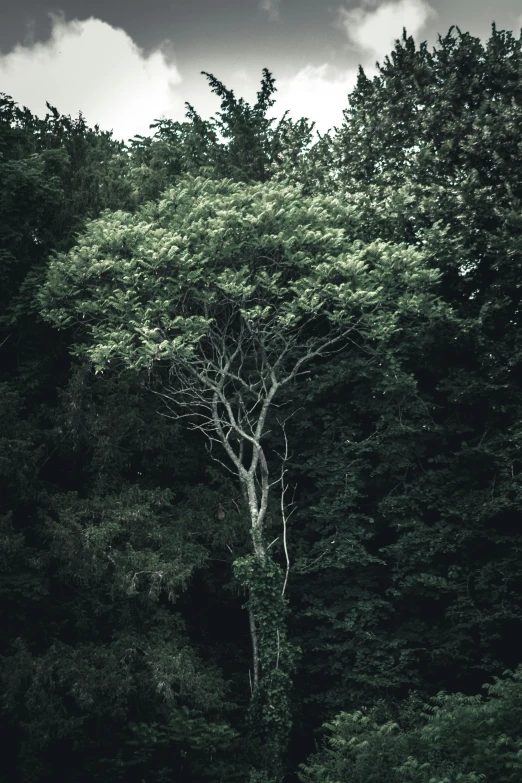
[{"left": 248, "top": 600, "right": 260, "bottom": 690}]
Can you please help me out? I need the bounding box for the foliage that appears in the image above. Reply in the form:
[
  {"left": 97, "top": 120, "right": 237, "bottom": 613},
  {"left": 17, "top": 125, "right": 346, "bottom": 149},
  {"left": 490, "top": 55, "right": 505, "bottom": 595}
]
[
  {"left": 299, "top": 666, "right": 522, "bottom": 783},
  {"left": 0, "top": 96, "right": 239, "bottom": 783},
  {"left": 3, "top": 20, "right": 522, "bottom": 783},
  {"left": 38, "top": 174, "right": 445, "bottom": 373},
  {"left": 123, "top": 67, "right": 322, "bottom": 206},
  {"left": 275, "top": 25, "right": 522, "bottom": 743},
  {"left": 233, "top": 554, "right": 295, "bottom": 771}
]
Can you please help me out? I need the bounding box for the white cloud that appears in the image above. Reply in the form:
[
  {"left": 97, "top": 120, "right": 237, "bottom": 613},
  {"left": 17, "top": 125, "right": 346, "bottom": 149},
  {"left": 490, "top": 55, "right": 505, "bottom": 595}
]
[
  {"left": 259, "top": 0, "right": 281, "bottom": 22},
  {"left": 337, "top": 0, "right": 436, "bottom": 62},
  {"left": 265, "top": 63, "right": 359, "bottom": 138},
  {"left": 0, "top": 14, "right": 185, "bottom": 142}
]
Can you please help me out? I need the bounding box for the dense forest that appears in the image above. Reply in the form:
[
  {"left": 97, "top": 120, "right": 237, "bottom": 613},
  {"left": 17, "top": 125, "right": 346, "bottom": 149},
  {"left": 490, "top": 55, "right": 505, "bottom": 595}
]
[{"left": 2, "top": 22, "right": 522, "bottom": 783}]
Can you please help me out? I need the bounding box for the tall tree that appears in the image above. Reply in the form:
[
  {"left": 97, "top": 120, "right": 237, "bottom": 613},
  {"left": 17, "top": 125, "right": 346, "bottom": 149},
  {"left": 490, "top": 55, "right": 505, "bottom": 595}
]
[{"left": 38, "top": 172, "right": 447, "bottom": 779}]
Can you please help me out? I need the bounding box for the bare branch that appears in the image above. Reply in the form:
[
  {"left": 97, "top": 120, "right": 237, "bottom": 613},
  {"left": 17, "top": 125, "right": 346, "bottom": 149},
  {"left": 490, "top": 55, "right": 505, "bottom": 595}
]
[
  {"left": 205, "top": 441, "right": 240, "bottom": 477},
  {"left": 280, "top": 424, "right": 292, "bottom": 598}
]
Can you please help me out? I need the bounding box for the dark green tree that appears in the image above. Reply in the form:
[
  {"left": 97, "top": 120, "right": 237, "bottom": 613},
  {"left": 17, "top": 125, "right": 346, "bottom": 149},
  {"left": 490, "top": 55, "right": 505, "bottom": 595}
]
[
  {"left": 124, "top": 66, "right": 324, "bottom": 206},
  {"left": 268, "top": 24, "right": 522, "bottom": 752},
  {"left": 0, "top": 96, "right": 241, "bottom": 783}
]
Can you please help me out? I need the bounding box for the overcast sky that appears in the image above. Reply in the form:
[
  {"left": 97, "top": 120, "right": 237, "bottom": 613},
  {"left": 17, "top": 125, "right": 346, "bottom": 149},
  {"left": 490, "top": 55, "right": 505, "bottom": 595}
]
[{"left": 1, "top": 0, "right": 521, "bottom": 145}]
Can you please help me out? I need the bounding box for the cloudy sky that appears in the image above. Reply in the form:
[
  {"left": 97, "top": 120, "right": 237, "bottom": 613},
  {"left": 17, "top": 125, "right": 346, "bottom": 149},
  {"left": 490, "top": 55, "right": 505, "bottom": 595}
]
[{"left": 1, "top": 0, "right": 521, "bottom": 145}]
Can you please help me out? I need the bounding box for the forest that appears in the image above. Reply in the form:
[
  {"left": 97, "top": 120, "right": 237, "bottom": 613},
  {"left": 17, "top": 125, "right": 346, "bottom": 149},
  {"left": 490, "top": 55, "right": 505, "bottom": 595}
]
[{"left": 2, "top": 22, "right": 522, "bottom": 783}]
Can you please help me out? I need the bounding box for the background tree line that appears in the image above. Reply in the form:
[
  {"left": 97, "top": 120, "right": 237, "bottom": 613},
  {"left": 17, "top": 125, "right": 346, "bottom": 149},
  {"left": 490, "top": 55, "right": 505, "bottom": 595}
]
[{"left": 1, "top": 22, "right": 522, "bottom": 783}]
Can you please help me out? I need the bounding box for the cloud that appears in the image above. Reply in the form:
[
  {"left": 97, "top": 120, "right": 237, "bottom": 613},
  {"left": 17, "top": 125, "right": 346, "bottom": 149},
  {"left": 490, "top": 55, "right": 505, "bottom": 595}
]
[
  {"left": 265, "top": 63, "right": 359, "bottom": 138},
  {"left": 337, "top": 0, "right": 436, "bottom": 61},
  {"left": 259, "top": 0, "right": 281, "bottom": 22},
  {"left": 0, "top": 14, "right": 185, "bottom": 142}
]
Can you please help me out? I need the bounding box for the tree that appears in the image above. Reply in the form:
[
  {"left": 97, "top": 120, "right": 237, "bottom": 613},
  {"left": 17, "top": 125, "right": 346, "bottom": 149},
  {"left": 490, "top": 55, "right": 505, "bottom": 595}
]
[
  {"left": 307, "top": 24, "right": 522, "bottom": 316},
  {"left": 124, "top": 66, "right": 326, "bottom": 206},
  {"left": 0, "top": 95, "right": 239, "bottom": 783},
  {"left": 38, "top": 172, "right": 447, "bottom": 777},
  {"left": 270, "top": 24, "right": 522, "bottom": 737}
]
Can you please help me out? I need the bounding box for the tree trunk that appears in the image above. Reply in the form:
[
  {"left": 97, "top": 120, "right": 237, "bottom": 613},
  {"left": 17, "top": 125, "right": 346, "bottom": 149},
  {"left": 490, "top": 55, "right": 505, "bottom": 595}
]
[{"left": 249, "top": 600, "right": 260, "bottom": 690}]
